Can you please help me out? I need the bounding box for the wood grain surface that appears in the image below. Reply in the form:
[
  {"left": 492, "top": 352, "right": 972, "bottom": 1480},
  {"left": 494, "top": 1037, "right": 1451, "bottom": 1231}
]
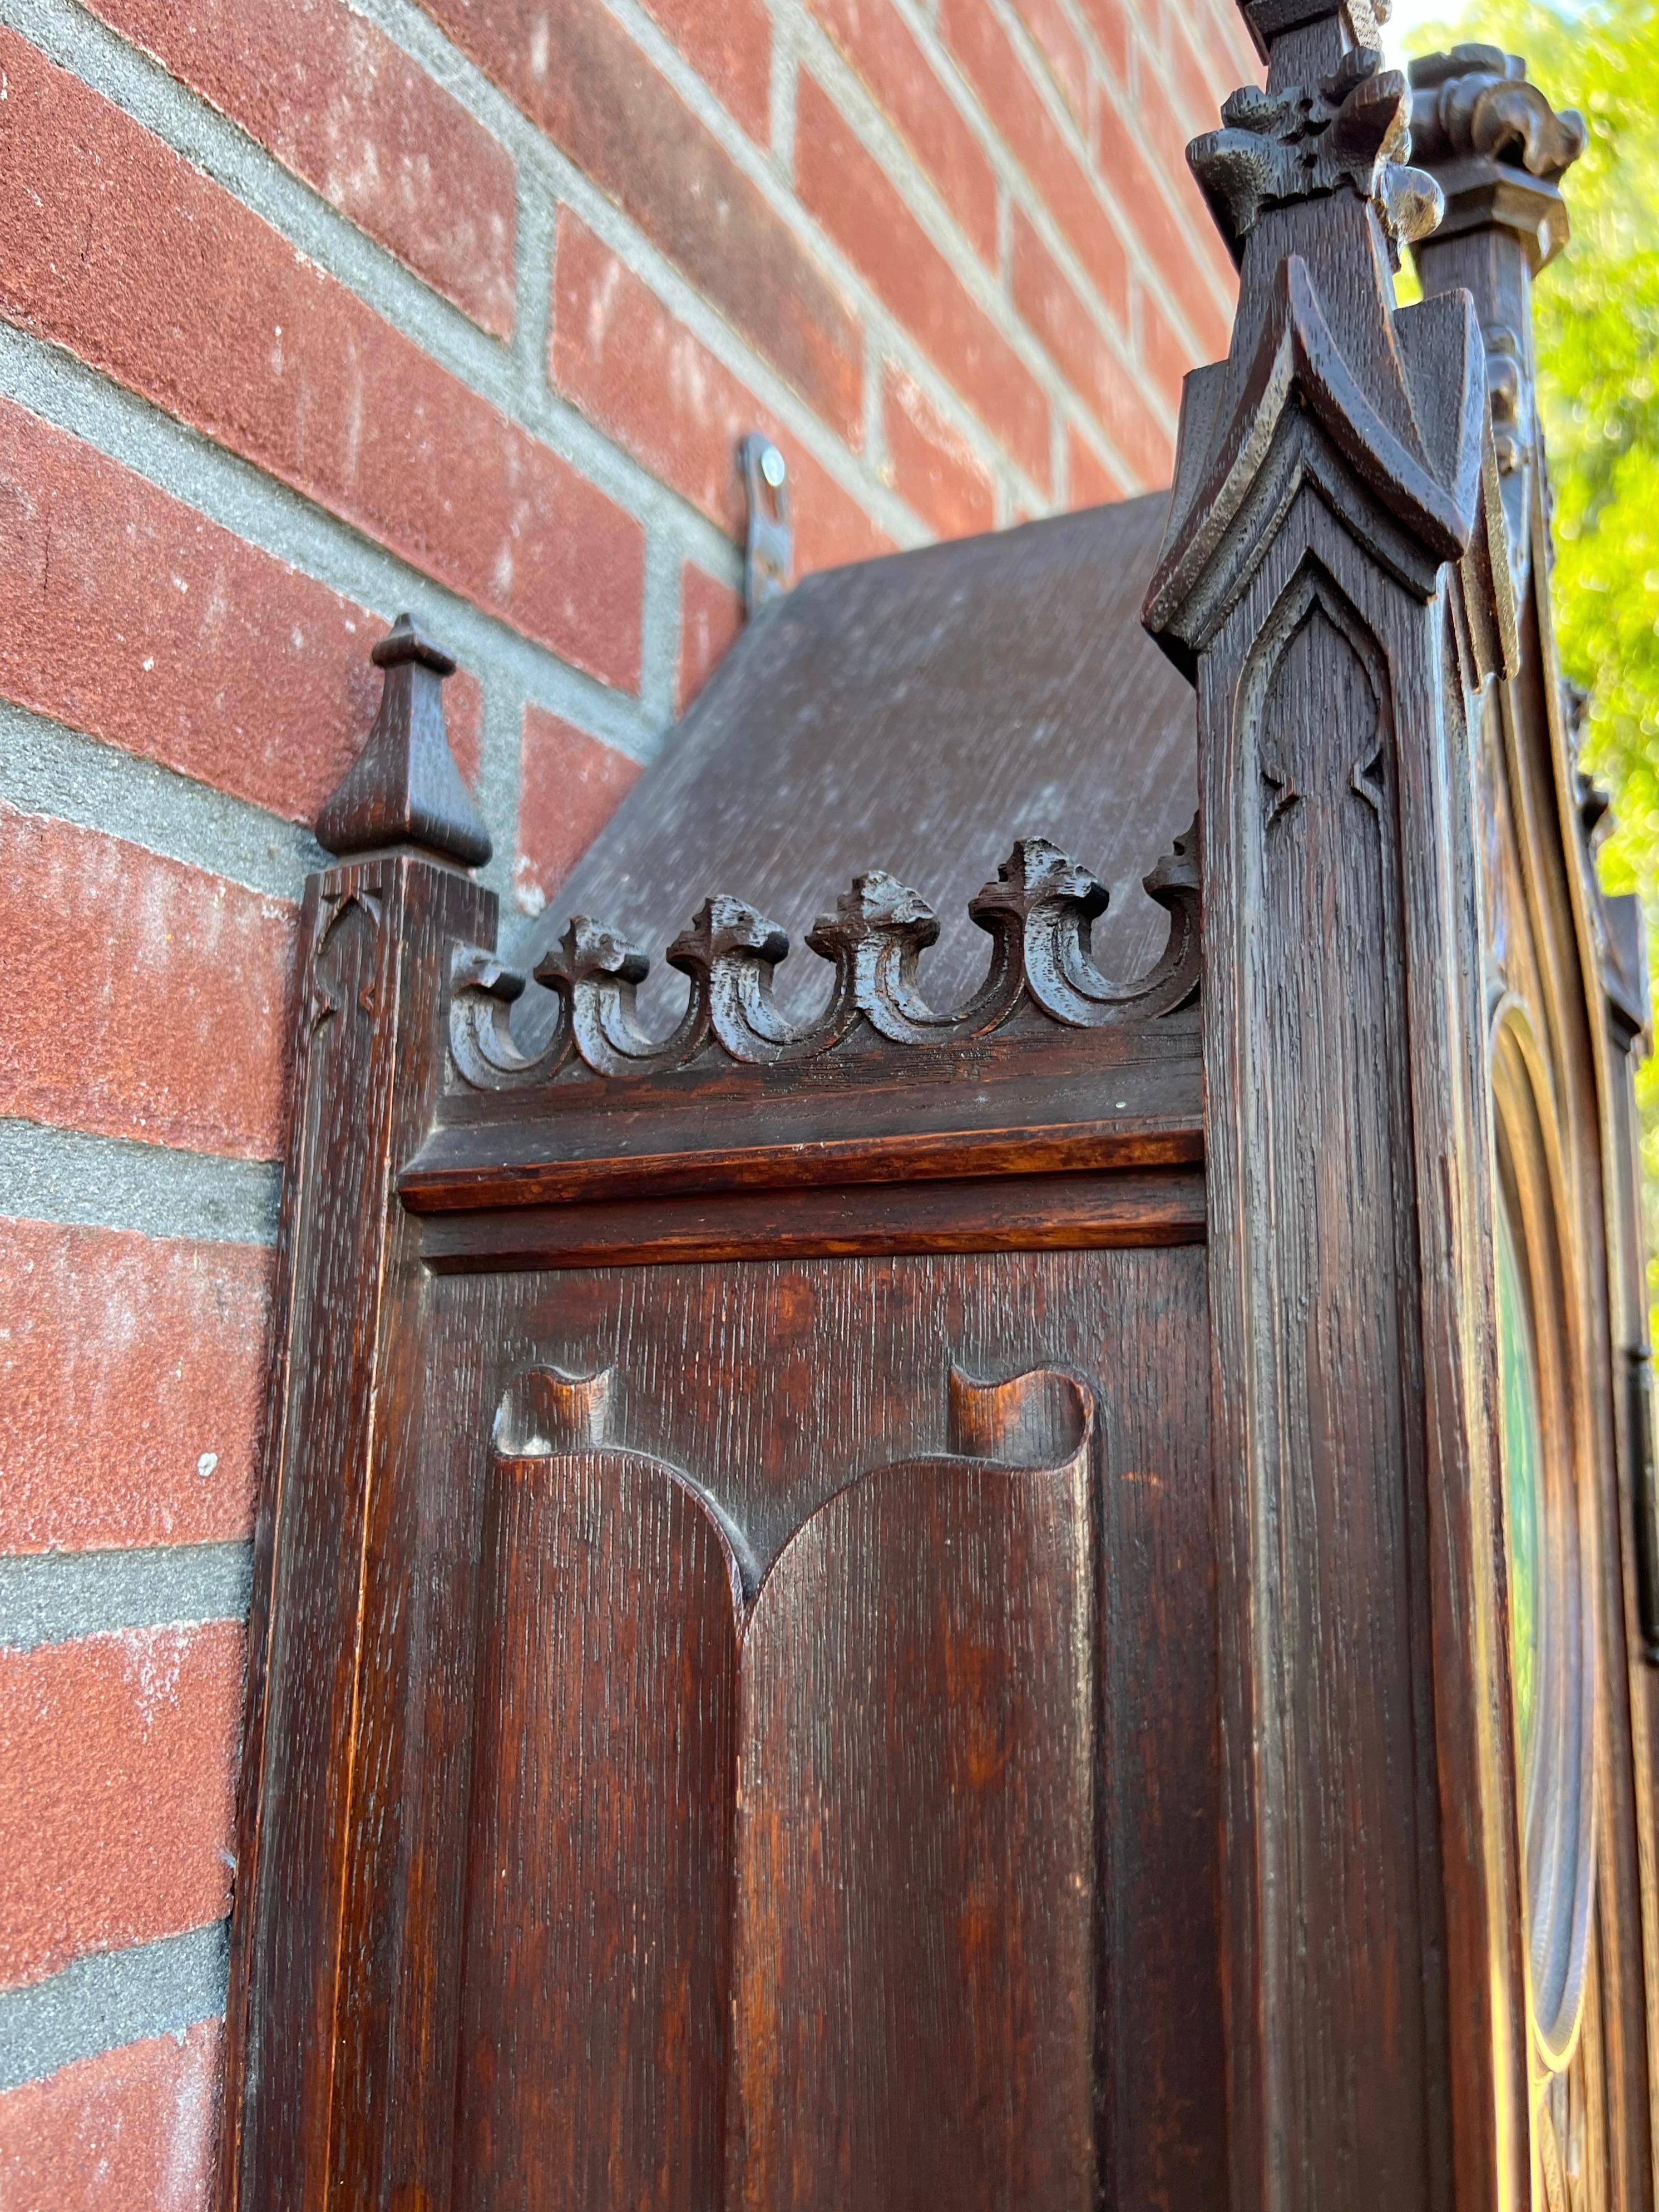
[
  {"left": 369, "top": 1244, "right": 1224, "bottom": 2210},
  {"left": 455, "top": 1441, "right": 743, "bottom": 2210},
  {"left": 416, "top": 1164, "right": 1206, "bottom": 1270},
  {"left": 731, "top": 1435, "right": 1099, "bottom": 2210}
]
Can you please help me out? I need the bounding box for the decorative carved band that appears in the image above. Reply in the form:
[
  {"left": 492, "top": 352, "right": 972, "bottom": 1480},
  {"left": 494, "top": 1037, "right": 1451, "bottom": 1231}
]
[{"left": 450, "top": 821, "right": 1202, "bottom": 1090}]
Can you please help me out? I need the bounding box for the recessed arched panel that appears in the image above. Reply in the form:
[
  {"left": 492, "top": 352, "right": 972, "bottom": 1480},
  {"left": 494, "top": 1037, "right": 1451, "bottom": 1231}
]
[
  {"left": 452, "top": 1416, "right": 745, "bottom": 2212},
  {"left": 729, "top": 1375, "right": 1100, "bottom": 2211}
]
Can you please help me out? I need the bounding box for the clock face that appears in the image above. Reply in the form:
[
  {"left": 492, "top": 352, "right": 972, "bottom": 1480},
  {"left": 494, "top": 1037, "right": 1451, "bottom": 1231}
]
[
  {"left": 1497, "top": 1198, "right": 1544, "bottom": 1785},
  {"left": 1492, "top": 1118, "right": 1596, "bottom": 2072}
]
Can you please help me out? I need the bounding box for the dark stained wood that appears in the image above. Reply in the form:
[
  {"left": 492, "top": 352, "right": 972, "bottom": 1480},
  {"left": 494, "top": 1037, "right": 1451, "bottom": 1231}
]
[
  {"left": 220, "top": 629, "right": 494, "bottom": 2212},
  {"left": 403, "top": 1246, "right": 1225, "bottom": 2210},
  {"left": 1147, "top": 9, "right": 1528, "bottom": 2209},
  {"left": 300, "top": 1245, "right": 1220, "bottom": 2212},
  {"left": 454, "top": 1415, "right": 744, "bottom": 2211},
  {"left": 315, "top": 614, "right": 491, "bottom": 868},
  {"left": 731, "top": 1375, "right": 1099, "bottom": 2210},
  {"left": 413, "top": 1011, "right": 1203, "bottom": 1213},
  {"left": 219, "top": 851, "right": 493, "bottom": 2212},
  {"left": 416, "top": 1163, "right": 1206, "bottom": 1272},
  {"left": 1241, "top": 567, "right": 1441, "bottom": 2209},
  {"left": 450, "top": 823, "right": 1201, "bottom": 1092},
  {"left": 521, "top": 493, "right": 1198, "bottom": 1029}
]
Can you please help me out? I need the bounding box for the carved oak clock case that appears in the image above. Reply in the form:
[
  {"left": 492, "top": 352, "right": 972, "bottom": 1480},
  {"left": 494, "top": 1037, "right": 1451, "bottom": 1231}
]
[{"left": 218, "top": 5, "right": 1659, "bottom": 2208}]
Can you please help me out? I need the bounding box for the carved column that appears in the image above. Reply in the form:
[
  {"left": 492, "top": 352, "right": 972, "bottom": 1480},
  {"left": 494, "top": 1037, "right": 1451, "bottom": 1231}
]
[
  {"left": 221, "top": 620, "right": 496, "bottom": 2212},
  {"left": 1409, "top": 45, "right": 1585, "bottom": 593},
  {"left": 1145, "top": 5, "right": 1527, "bottom": 2208}
]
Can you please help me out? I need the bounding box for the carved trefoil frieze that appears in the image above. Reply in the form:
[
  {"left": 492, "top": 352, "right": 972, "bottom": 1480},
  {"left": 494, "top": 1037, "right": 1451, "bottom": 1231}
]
[{"left": 448, "top": 824, "right": 1202, "bottom": 1092}]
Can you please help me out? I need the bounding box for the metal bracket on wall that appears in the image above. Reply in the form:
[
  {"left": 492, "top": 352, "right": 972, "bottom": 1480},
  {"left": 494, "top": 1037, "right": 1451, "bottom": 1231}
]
[{"left": 740, "top": 434, "right": 793, "bottom": 616}]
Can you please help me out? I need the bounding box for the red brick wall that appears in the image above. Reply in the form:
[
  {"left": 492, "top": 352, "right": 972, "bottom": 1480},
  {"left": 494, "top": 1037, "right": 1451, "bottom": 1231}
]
[{"left": 0, "top": 0, "right": 1257, "bottom": 2196}]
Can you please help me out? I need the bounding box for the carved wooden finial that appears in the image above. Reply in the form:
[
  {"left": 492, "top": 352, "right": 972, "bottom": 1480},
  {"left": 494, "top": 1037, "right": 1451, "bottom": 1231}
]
[
  {"left": 1189, "top": 55, "right": 1441, "bottom": 274},
  {"left": 315, "top": 613, "right": 492, "bottom": 869},
  {"left": 1409, "top": 49, "right": 1585, "bottom": 586},
  {"left": 1240, "top": 0, "right": 1392, "bottom": 89},
  {"left": 1144, "top": 23, "right": 1506, "bottom": 672},
  {"left": 1410, "top": 46, "right": 1586, "bottom": 270}
]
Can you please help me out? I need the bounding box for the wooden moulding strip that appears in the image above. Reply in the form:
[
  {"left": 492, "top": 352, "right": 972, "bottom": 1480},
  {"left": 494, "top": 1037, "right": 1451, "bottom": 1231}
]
[
  {"left": 416, "top": 1164, "right": 1208, "bottom": 1272},
  {"left": 400, "top": 1114, "right": 1205, "bottom": 1214}
]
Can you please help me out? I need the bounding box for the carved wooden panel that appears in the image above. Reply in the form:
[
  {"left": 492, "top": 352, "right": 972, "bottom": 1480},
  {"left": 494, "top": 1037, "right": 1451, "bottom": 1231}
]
[
  {"left": 447, "top": 1354, "right": 1110, "bottom": 2209},
  {"left": 1243, "top": 566, "right": 1439, "bottom": 2208},
  {"left": 730, "top": 1371, "right": 1099, "bottom": 2210},
  {"left": 341, "top": 1246, "right": 1223, "bottom": 2212},
  {"left": 456, "top": 1370, "right": 742, "bottom": 2209}
]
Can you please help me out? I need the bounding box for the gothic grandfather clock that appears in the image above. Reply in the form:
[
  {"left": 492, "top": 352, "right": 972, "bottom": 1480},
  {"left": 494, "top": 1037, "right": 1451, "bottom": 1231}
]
[{"left": 219, "top": 2, "right": 1658, "bottom": 2209}]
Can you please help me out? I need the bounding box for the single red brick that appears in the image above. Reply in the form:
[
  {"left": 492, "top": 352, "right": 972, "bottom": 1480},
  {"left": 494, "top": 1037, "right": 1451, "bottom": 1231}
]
[
  {"left": 0, "top": 808, "right": 295, "bottom": 1162},
  {"left": 1076, "top": 0, "right": 1129, "bottom": 83},
  {"left": 515, "top": 705, "right": 643, "bottom": 912},
  {"left": 1010, "top": 210, "right": 1172, "bottom": 490},
  {"left": 1137, "top": 45, "right": 1194, "bottom": 182},
  {"left": 882, "top": 367, "right": 996, "bottom": 541},
  {"left": 86, "top": 0, "right": 516, "bottom": 339},
  {"left": 0, "top": 2020, "right": 223, "bottom": 2212},
  {"left": 0, "top": 401, "right": 481, "bottom": 822},
  {"left": 417, "top": 0, "right": 863, "bottom": 440},
  {"left": 938, "top": 0, "right": 1129, "bottom": 329},
  {"left": 0, "top": 1220, "right": 270, "bottom": 1556},
  {"left": 0, "top": 35, "right": 643, "bottom": 689},
  {"left": 804, "top": 0, "right": 999, "bottom": 265},
  {"left": 641, "top": 0, "right": 771, "bottom": 141},
  {"left": 678, "top": 565, "right": 743, "bottom": 713},
  {"left": 1067, "top": 422, "right": 1125, "bottom": 508},
  {"left": 1011, "top": 0, "right": 1088, "bottom": 127},
  {"left": 0, "top": 1622, "right": 244, "bottom": 1989},
  {"left": 550, "top": 208, "right": 890, "bottom": 577},
  {"left": 1137, "top": 276, "right": 1198, "bottom": 416},
  {"left": 1093, "top": 71, "right": 1235, "bottom": 359},
  {"left": 1215, "top": 0, "right": 1265, "bottom": 87},
  {"left": 1166, "top": 7, "right": 1230, "bottom": 130},
  {"left": 795, "top": 75, "right": 1050, "bottom": 487}
]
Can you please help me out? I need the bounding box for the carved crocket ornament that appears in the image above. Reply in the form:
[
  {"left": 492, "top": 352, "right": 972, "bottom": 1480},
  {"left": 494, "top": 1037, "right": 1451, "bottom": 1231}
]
[
  {"left": 1410, "top": 43, "right": 1586, "bottom": 249},
  {"left": 449, "top": 823, "right": 1203, "bottom": 1088},
  {"left": 1192, "top": 43, "right": 1439, "bottom": 270}
]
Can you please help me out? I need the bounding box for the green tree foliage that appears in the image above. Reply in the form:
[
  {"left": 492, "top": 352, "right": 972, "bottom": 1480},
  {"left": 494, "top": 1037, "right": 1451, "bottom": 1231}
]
[{"left": 1409, "top": 1, "right": 1659, "bottom": 1295}]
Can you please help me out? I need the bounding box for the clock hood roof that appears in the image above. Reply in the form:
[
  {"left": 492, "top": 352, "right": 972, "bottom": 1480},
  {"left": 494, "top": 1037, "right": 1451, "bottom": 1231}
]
[{"left": 524, "top": 490, "right": 1196, "bottom": 1023}]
